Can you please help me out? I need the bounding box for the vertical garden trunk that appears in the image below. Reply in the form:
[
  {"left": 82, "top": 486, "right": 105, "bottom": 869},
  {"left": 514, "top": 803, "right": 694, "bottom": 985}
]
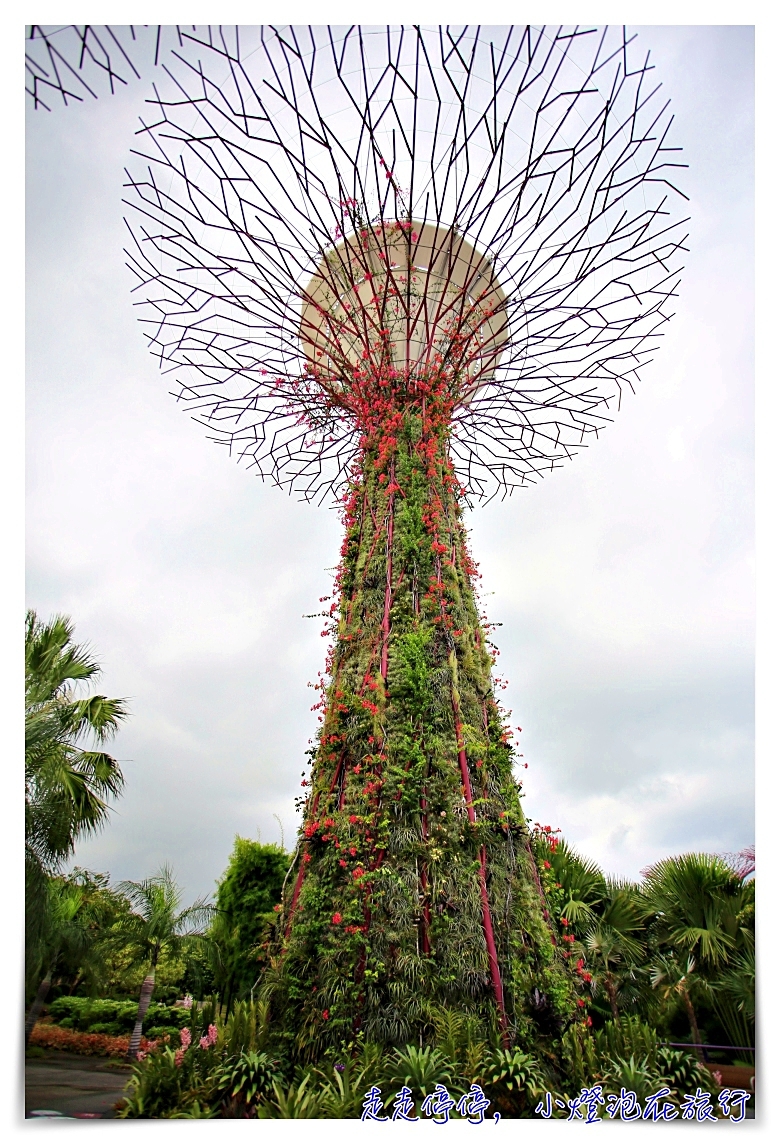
[
  {"left": 269, "top": 383, "right": 576, "bottom": 1056},
  {"left": 126, "top": 969, "right": 156, "bottom": 1061}
]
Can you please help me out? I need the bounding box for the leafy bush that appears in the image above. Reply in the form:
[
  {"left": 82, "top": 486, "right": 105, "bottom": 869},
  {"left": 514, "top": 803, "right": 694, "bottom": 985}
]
[
  {"left": 602, "top": 1053, "right": 657, "bottom": 1103},
  {"left": 120, "top": 1046, "right": 201, "bottom": 1118},
  {"left": 87, "top": 1021, "right": 125, "bottom": 1036},
  {"left": 145, "top": 1026, "right": 184, "bottom": 1041},
  {"left": 212, "top": 1051, "right": 282, "bottom": 1114},
  {"left": 384, "top": 1044, "right": 455, "bottom": 1099},
  {"left": 257, "top": 1076, "right": 324, "bottom": 1119},
  {"left": 592, "top": 1014, "right": 658, "bottom": 1065},
  {"left": 219, "top": 998, "right": 270, "bottom": 1057},
  {"left": 656, "top": 1045, "right": 717, "bottom": 1098},
  {"left": 561, "top": 1016, "right": 717, "bottom": 1114},
  {"left": 47, "top": 995, "right": 189, "bottom": 1036},
  {"left": 314, "top": 1053, "right": 384, "bottom": 1118},
  {"left": 483, "top": 1047, "right": 547, "bottom": 1103}
]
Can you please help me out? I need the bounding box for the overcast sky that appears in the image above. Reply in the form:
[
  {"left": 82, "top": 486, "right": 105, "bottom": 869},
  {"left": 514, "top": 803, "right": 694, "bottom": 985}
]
[{"left": 25, "top": 25, "right": 754, "bottom": 904}]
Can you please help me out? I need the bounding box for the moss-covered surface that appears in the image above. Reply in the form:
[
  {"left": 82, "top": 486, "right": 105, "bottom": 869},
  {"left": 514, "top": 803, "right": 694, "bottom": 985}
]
[{"left": 262, "top": 369, "right": 579, "bottom": 1060}]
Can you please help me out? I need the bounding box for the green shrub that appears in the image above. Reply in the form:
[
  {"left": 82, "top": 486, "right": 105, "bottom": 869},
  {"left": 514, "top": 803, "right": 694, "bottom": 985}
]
[
  {"left": 656, "top": 1046, "right": 716, "bottom": 1098},
  {"left": 603, "top": 1053, "right": 657, "bottom": 1104},
  {"left": 119, "top": 1047, "right": 201, "bottom": 1118},
  {"left": 593, "top": 1015, "right": 658, "bottom": 1067},
  {"left": 384, "top": 1044, "right": 455, "bottom": 1100},
  {"left": 47, "top": 995, "right": 190, "bottom": 1036},
  {"left": 87, "top": 1021, "right": 124, "bottom": 1036},
  {"left": 257, "top": 1075, "right": 324, "bottom": 1119},
  {"left": 315, "top": 1054, "right": 382, "bottom": 1119},
  {"left": 481, "top": 1047, "right": 549, "bottom": 1116}
]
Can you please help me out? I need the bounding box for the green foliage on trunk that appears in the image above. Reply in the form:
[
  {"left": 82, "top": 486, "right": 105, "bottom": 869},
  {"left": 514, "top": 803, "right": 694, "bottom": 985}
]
[{"left": 264, "top": 406, "right": 578, "bottom": 1055}]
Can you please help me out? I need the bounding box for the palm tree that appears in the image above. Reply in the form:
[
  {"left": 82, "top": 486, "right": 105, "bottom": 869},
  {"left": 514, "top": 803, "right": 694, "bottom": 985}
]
[
  {"left": 546, "top": 840, "right": 606, "bottom": 929},
  {"left": 583, "top": 881, "right": 648, "bottom": 1020},
  {"left": 642, "top": 853, "right": 753, "bottom": 1060},
  {"left": 24, "top": 879, "right": 102, "bottom": 1046},
  {"left": 649, "top": 952, "right": 707, "bottom": 1061},
  {"left": 642, "top": 853, "right": 746, "bottom": 968},
  {"left": 25, "top": 611, "right": 128, "bottom": 911},
  {"left": 111, "top": 866, "right": 214, "bottom": 1061},
  {"left": 712, "top": 944, "right": 755, "bottom": 1059}
]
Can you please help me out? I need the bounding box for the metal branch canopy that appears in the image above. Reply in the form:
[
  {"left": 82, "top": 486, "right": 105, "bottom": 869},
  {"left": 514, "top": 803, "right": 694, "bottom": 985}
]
[
  {"left": 27, "top": 23, "right": 686, "bottom": 501},
  {"left": 28, "top": 25, "right": 687, "bottom": 1057}
]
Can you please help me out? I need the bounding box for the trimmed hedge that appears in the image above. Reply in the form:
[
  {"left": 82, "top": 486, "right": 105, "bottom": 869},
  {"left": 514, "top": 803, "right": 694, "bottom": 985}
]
[{"left": 47, "top": 996, "right": 190, "bottom": 1037}]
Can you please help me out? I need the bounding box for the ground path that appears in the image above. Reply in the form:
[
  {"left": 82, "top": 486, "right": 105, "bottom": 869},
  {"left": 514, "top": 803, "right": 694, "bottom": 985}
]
[{"left": 25, "top": 1051, "right": 131, "bottom": 1118}]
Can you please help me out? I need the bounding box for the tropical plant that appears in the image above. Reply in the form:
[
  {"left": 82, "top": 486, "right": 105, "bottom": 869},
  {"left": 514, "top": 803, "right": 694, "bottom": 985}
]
[
  {"left": 384, "top": 1044, "right": 455, "bottom": 1099},
  {"left": 545, "top": 839, "right": 606, "bottom": 928},
  {"left": 648, "top": 952, "right": 709, "bottom": 1061},
  {"left": 643, "top": 853, "right": 747, "bottom": 969},
  {"left": 24, "top": 878, "right": 104, "bottom": 1046},
  {"left": 562, "top": 1015, "right": 713, "bottom": 1108},
  {"left": 118, "top": 997, "right": 222, "bottom": 1116},
  {"left": 583, "top": 881, "right": 648, "bottom": 1019},
  {"left": 428, "top": 1007, "right": 487, "bottom": 1079},
  {"left": 315, "top": 1051, "right": 385, "bottom": 1118},
  {"left": 711, "top": 945, "right": 755, "bottom": 1058},
  {"left": 655, "top": 1045, "right": 716, "bottom": 1099},
  {"left": 257, "top": 1075, "right": 324, "bottom": 1118},
  {"left": 591, "top": 1014, "right": 658, "bottom": 1066},
  {"left": 108, "top": 866, "right": 214, "bottom": 1061},
  {"left": 212, "top": 1050, "right": 281, "bottom": 1115},
  {"left": 119, "top": 1044, "right": 203, "bottom": 1118},
  {"left": 219, "top": 998, "right": 271, "bottom": 1058},
  {"left": 25, "top": 611, "right": 127, "bottom": 938},
  {"left": 482, "top": 1047, "right": 548, "bottom": 1114},
  {"left": 602, "top": 1053, "right": 657, "bottom": 1104}
]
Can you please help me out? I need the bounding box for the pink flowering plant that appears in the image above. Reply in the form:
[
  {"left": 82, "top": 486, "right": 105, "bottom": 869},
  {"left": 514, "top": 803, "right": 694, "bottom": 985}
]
[{"left": 119, "top": 997, "right": 282, "bottom": 1119}]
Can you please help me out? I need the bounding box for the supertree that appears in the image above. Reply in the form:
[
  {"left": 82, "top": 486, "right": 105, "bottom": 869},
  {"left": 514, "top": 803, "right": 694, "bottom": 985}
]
[{"left": 27, "top": 24, "right": 687, "bottom": 1056}]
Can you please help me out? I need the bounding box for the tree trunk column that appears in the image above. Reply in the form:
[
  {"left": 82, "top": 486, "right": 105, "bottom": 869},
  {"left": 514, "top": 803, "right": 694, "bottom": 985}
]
[{"left": 126, "top": 971, "right": 156, "bottom": 1061}]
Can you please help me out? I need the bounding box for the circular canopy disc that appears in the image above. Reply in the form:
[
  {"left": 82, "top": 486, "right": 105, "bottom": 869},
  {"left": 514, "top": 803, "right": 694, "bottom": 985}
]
[{"left": 300, "top": 222, "right": 508, "bottom": 388}]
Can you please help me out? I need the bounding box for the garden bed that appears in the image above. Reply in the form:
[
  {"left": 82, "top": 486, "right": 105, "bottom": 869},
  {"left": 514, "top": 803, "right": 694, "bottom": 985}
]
[{"left": 30, "top": 1022, "right": 157, "bottom": 1059}]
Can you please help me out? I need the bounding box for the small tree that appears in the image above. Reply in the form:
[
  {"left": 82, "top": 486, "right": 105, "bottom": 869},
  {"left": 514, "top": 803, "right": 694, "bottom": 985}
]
[
  {"left": 111, "top": 866, "right": 214, "bottom": 1061},
  {"left": 643, "top": 853, "right": 755, "bottom": 1059},
  {"left": 24, "top": 878, "right": 102, "bottom": 1046},
  {"left": 212, "top": 838, "right": 289, "bottom": 1006},
  {"left": 649, "top": 952, "right": 708, "bottom": 1061}
]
